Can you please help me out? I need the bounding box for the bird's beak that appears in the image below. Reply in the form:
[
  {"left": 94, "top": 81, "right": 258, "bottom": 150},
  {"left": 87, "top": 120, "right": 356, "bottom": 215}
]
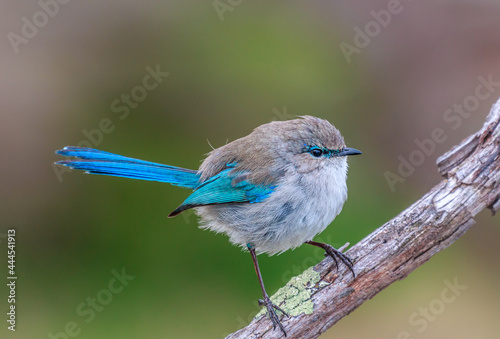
[{"left": 338, "top": 147, "right": 362, "bottom": 157}]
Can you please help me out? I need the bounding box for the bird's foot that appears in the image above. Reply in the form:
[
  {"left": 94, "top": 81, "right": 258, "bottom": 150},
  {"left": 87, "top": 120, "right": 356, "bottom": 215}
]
[
  {"left": 322, "top": 243, "right": 356, "bottom": 278},
  {"left": 258, "top": 294, "right": 289, "bottom": 336}
]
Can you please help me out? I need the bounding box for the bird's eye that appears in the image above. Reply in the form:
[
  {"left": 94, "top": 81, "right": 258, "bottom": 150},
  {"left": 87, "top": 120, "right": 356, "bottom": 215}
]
[{"left": 310, "top": 148, "right": 323, "bottom": 157}]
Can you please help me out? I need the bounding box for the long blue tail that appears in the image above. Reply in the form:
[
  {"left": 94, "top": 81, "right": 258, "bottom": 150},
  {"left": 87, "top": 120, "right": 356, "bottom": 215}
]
[{"left": 55, "top": 147, "right": 200, "bottom": 189}]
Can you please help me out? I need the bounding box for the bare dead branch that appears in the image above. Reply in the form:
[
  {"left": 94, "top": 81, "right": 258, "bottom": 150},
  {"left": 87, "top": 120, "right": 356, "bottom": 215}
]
[{"left": 226, "top": 98, "right": 500, "bottom": 339}]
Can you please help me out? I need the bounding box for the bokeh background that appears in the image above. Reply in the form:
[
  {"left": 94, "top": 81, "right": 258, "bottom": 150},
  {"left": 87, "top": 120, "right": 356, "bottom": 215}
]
[{"left": 1, "top": 1, "right": 499, "bottom": 338}]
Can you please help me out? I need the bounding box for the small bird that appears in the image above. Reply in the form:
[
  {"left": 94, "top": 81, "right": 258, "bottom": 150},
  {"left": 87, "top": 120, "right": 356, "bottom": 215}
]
[{"left": 55, "top": 116, "right": 361, "bottom": 336}]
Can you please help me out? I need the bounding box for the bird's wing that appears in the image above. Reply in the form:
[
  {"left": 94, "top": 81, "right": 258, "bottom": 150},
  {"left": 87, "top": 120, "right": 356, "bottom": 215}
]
[{"left": 168, "top": 166, "right": 277, "bottom": 216}]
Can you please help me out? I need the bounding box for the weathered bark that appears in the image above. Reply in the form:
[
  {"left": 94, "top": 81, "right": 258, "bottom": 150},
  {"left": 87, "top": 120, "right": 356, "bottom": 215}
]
[{"left": 226, "top": 98, "right": 500, "bottom": 339}]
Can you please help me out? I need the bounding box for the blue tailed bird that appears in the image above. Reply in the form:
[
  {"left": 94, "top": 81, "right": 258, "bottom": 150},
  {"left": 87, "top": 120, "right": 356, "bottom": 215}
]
[{"left": 55, "top": 116, "right": 362, "bottom": 336}]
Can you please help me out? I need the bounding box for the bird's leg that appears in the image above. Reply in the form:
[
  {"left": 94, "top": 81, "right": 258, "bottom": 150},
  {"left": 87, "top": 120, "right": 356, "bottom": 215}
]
[
  {"left": 305, "top": 240, "right": 356, "bottom": 278},
  {"left": 248, "top": 244, "right": 289, "bottom": 337}
]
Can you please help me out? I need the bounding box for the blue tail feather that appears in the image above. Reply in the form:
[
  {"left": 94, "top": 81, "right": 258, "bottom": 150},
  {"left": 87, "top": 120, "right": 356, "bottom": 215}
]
[{"left": 55, "top": 147, "right": 200, "bottom": 189}]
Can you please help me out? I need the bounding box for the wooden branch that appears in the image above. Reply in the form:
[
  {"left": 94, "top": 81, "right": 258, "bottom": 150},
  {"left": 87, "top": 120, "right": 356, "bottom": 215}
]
[{"left": 226, "top": 98, "right": 500, "bottom": 339}]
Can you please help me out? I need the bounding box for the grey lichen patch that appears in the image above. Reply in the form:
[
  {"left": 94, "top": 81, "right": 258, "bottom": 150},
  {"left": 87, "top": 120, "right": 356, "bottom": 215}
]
[{"left": 255, "top": 267, "right": 330, "bottom": 319}]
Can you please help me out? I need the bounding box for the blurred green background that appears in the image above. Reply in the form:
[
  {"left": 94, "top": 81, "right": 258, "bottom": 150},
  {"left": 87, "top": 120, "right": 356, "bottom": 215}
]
[{"left": 1, "top": 1, "right": 499, "bottom": 338}]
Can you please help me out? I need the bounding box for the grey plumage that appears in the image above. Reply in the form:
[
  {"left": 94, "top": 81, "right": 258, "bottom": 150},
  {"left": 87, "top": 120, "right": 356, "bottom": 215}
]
[{"left": 195, "top": 116, "right": 353, "bottom": 255}]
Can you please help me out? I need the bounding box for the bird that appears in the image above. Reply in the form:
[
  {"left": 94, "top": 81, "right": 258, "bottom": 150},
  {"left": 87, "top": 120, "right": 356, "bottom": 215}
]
[{"left": 55, "top": 115, "right": 361, "bottom": 336}]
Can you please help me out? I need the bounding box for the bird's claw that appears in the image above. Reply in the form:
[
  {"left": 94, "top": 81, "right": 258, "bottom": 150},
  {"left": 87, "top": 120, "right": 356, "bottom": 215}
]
[
  {"left": 258, "top": 295, "right": 289, "bottom": 336},
  {"left": 323, "top": 244, "right": 356, "bottom": 278}
]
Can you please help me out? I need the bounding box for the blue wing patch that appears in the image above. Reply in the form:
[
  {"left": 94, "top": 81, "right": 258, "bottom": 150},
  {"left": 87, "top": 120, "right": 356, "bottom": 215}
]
[{"left": 169, "top": 167, "right": 276, "bottom": 216}]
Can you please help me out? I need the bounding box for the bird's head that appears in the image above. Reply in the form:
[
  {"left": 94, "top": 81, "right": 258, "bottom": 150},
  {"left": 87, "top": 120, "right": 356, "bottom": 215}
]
[
  {"left": 199, "top": 116, "right": 361, "bottom": 184},
  {"left": 257, "top": 116, "right": 361, "bottom": 175}
]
